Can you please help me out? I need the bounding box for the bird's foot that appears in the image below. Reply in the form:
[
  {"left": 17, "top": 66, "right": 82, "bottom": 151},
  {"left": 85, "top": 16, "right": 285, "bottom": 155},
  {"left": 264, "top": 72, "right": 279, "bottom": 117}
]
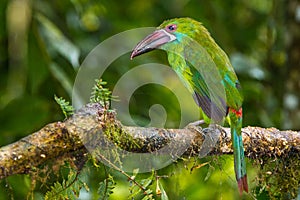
[
  {"left": 198, "top": 125, "right": 221, "bottom": 158},
  {"left": 186, "top": 120, "right": 206, "bottom": 138},
  {"left": 187, "top": 120, "right": 205, "bottom": 127},
  {"left": 186, "top": 122, "right": 221, "bottom": 158}
]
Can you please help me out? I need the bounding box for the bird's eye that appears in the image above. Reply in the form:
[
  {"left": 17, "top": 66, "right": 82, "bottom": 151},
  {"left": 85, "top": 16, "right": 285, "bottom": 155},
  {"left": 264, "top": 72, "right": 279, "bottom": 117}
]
[{"left": 166, "top": 24, "right": 177, "bottom": 32}]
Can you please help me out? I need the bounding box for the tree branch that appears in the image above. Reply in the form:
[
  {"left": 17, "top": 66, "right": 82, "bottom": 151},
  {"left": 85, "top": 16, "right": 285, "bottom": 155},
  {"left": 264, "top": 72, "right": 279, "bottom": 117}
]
[{"left": 0, "top": 103, "right": 299, "bottom": 179}]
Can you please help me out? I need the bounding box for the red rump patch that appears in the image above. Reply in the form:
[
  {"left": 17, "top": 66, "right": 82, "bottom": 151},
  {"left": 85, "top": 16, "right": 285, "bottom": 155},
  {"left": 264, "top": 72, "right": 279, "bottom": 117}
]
[{"left": 229, "top": 108, "right": 243, "bottom": 118}]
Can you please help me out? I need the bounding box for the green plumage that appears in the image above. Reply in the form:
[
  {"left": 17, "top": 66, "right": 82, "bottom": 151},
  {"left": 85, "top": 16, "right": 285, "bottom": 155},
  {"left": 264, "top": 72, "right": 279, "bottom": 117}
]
[
  {"left": 158, "top": 18, "right": 243, "bottom": 114},
  {"left": 131, "top": 17, "right": 248, "bottom": 194}
]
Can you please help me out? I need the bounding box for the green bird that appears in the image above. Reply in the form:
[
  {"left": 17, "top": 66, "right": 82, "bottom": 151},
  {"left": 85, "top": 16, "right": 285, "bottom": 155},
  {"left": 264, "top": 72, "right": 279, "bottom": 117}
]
[{"left": 130, "top": 17, "right": 248, "bottom": 194}]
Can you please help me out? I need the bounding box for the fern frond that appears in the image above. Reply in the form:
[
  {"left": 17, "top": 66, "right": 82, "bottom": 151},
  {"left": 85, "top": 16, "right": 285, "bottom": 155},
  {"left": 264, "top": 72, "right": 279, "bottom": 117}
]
[
  {"left": 90, "top": 79, "right": 118, "bottom": 109},
  {"left": 54, "top": 95, "right": 74, "bottom": 118}
]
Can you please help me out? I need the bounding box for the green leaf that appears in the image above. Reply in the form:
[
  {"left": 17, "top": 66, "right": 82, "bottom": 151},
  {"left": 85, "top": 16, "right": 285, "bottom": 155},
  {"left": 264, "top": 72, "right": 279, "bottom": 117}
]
[
  {"left": 50, "top": 63, "right": 74, "bottom": 97},
  {"left": 204, "top": 164, "right": 213, "bottom": 182},
  {"left": 45, "top": 182, "right": 65, "bottom": 200},
  {"left": 141, "top": 177, "right": 152, "bottom": 189},
  {"left": 28, "top": 29, "right": 50, "bottom": 94},
  {"left": 158, "top": 181, "right": 169, "bottom": 200},
  {"left": 131, "top": 168, "right": 139, "bottom": 180},
  {"left": 141, "top": 190, "right": 153, "bottom": 200},
  {"left": 128, "top": 176, "right": 153, "bottom": 199},
  {"left": 35, "top": 13, "right": 80, "bottom": 69},
  {"left": 128, "top": 185, "right": 141, "bottom": 199},
  {"left": 98, "top": 174, "right": 115, "bottom": 200},
  {"left": 54, "top": 95, "right": 74, "bottom": 118},
  {"left": 90, "top": 79, "right": 118, "bottom": 108},
  {"left": 45, "top": 165, "right": 86, "bottom": 200}
]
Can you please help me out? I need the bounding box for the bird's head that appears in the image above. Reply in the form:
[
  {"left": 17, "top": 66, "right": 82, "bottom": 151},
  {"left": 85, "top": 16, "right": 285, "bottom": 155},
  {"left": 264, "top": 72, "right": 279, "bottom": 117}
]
[{"left": 131, "top": 17, "right": 206, "bottom": 59}]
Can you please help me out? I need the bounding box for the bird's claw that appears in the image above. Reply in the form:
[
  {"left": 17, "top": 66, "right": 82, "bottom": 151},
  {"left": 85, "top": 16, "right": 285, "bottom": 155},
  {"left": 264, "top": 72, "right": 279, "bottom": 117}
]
[
  {"left": 186, "top": 120, "right": 206, "bottom": 138},
  {"left": 187, "top": 120, "right": 205, "bottom": 127}
]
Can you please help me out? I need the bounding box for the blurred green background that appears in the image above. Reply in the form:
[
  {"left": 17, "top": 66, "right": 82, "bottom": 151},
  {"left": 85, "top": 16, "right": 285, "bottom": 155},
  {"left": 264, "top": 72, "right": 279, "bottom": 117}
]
[{"left": 0, "top": 0, "right": 299, "bottom": 199}]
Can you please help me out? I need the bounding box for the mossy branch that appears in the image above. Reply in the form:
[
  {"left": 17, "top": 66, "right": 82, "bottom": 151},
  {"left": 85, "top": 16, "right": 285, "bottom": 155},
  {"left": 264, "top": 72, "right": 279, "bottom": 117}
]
[{"left": 0, "top": 102, "right": 299, "bottom": 180}]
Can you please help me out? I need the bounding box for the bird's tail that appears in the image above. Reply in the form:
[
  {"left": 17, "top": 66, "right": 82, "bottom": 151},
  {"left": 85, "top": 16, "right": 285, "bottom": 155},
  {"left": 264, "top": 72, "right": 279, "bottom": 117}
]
[{"left": 228, "top": 108, "right": 248, "bottom": 195}]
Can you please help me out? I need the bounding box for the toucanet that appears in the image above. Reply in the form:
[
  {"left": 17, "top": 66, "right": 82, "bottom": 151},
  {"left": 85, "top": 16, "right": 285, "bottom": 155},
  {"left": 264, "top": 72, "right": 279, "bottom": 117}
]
[{"left": 131, "top": 17, "right": 248, "bottom": 194}]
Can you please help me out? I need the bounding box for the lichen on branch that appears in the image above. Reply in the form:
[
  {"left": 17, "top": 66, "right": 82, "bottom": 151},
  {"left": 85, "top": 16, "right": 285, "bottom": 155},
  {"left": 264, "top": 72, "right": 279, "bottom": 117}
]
[{"left": 0, "top": 103, "right": 299, "bottom": 198}]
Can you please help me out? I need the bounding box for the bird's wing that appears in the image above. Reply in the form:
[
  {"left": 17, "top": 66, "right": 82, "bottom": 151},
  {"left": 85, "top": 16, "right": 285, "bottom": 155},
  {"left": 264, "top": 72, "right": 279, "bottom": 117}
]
[{"left": 182, "top": 37, "right": 228, "bottom": 123}]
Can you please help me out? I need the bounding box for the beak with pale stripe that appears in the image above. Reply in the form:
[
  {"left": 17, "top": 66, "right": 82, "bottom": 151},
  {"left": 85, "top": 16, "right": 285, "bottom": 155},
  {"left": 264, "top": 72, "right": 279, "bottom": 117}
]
[{"left": 130, "top": 29, "right": 176, "bottom": 59}]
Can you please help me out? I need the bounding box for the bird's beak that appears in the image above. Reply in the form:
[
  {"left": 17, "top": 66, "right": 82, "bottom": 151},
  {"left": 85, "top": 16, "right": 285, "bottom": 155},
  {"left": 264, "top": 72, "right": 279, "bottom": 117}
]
[{"left": 130, "top": 29, "right": 176, "bottom": 59}]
